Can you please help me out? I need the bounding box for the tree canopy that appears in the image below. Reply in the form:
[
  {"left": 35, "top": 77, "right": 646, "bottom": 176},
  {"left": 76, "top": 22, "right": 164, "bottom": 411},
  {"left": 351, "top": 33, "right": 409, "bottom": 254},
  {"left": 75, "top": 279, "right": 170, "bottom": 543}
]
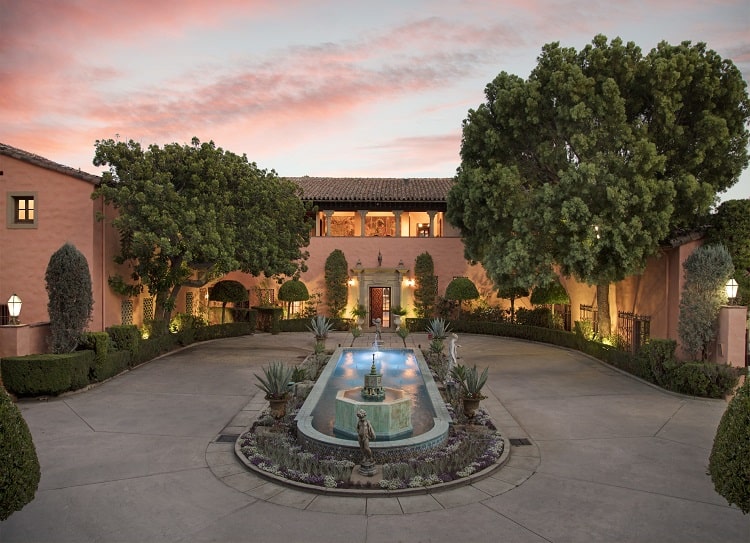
[
  {"left": 92, "top": 138, "right": 311, "bottom": 322},
  {"left": 708, "top": 199, "right": 750, "bottom": 304},
  {"left": 447, "top": 35, "right": 749, "bottom": 336}
]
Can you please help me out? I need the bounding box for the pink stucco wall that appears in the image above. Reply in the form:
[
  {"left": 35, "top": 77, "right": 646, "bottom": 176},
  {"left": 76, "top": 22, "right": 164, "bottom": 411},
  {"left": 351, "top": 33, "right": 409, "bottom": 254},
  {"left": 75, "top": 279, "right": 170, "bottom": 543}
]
[{"left": 0, "top": 154, "right": 125, "bottom": 352}]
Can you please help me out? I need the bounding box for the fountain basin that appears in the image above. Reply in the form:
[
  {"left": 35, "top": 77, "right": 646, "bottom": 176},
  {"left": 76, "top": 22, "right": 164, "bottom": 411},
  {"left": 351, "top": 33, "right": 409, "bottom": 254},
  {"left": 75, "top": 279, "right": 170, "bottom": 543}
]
[
  {"left": 333, "top": 387, "right": 412, "bottom": 440},
  {"left": 295, "top": 348, "right": 451, "bottom": 456}
]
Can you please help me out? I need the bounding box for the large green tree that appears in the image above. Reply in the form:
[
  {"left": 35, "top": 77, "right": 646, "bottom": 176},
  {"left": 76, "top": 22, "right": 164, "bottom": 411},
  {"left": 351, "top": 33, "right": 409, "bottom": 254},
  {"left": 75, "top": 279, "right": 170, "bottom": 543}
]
[
  {"left": 708, "top": 199, "right": 750, "bottom": 304},
  {"left": 447, "top": 35, "right": 750, "bottom": 337},
  {"left": 92, "top": 138, "right": 311, "bottom": 322}
]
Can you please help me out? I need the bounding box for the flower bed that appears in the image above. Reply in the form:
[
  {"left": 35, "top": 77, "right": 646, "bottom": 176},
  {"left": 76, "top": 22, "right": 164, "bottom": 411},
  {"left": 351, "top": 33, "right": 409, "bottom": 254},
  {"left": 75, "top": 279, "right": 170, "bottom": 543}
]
[{"left": 238, "top": 404, "right": 503, "bottom": 490}]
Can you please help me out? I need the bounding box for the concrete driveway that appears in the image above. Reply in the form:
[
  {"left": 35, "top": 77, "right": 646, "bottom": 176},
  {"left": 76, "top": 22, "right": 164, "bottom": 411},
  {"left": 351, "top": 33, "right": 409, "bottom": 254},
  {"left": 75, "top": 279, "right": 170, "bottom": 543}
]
[{"left": 1, "top": 332, "right": 747, "bottom": 543}]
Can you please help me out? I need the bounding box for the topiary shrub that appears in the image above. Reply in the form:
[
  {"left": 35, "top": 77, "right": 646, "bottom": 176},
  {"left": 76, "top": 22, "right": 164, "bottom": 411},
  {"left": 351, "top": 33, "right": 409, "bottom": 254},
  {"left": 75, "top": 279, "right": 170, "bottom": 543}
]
[
  {"left": 45, "top": 242, "right": 94, "bottom": 353},
  {"left": 677, "top": 243, "right": 734, "bottom": 360},
  {"left": 209, "top": 280, "right": 248, "bottom": 324},
  {"left": 0, "top": 386, "right": 40, "bottom": 521},
  {"left": 278, "top": 279, "right": 310, "bottom": 319},
  {"left": 444, "top": 277, "right": 480, "bottom": 318},
  {"left": 709, "top": 378, "right": 750, "bottom": 514},
  {"left": 414, "top": 252, "right": 437, "bottom": 318},
  {"left": 324, "top": 249, "right": 348, "bottom": 318}
]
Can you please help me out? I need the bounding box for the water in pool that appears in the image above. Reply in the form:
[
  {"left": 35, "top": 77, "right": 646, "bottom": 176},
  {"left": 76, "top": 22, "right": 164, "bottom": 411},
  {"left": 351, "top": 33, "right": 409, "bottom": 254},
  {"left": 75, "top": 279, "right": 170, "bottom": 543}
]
[{"left": 310, "top": 349, "right": 436, "bottom": 440}]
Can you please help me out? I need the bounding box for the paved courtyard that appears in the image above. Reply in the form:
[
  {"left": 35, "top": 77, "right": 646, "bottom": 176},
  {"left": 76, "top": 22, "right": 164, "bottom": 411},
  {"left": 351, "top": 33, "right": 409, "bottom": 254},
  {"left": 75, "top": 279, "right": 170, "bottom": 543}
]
[{"left": 0, "top": 331, "right": 747, "bottom": 542}]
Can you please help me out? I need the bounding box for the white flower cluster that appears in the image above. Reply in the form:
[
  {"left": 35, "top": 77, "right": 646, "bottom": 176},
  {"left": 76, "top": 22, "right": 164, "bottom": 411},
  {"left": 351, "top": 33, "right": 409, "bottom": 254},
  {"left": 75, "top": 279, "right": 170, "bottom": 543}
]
[
  {"left": 407, "top": 474, "right": 442, "bottom": 487},
  {"left": 378, "top": 479, "right": 404, "bottom": 490}
]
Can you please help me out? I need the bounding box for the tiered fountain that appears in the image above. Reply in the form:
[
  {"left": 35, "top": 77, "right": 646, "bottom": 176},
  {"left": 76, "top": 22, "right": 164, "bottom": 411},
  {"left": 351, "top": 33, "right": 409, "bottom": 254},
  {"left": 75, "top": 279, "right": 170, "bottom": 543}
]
[{"left": 333, "top": 354, "right": 412, "bottom": 440}]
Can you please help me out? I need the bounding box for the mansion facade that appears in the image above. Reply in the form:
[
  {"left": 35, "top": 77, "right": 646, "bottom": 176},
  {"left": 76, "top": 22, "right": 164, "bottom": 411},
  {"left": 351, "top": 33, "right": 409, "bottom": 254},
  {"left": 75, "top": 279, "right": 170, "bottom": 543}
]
[{"left": 0, "top": 143, "right": 745, "bottom": 367}]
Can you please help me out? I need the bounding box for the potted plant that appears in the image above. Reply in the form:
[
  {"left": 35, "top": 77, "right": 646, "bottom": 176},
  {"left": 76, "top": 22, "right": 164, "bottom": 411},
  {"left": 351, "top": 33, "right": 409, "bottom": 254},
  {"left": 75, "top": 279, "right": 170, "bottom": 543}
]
[
  {"left": 425, "top": 317, "right": 451, "bottom": 350},
  {"left": 391, "top": 304, "right": 408, "bottom": 327},
  {"left": 450, "top": 363, "right": 488, "bottom": 418},
  {"left": 350, "top": 302, "right": 367, "bottom": 326},
  {"left": 255, "top": 361, "right": 294, "bottom": 418},
  {"left": 307, "top": 315, "right": 334, "bottom": 351}
]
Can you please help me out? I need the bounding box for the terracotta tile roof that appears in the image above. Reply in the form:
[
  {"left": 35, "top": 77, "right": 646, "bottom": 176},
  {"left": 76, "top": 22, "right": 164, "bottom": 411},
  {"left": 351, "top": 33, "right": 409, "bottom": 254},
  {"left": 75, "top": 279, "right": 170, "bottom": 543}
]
[
  {"left": 0, "top": 142, "right": 101, "bottom": 185},
  {"left": 288, "top": 176, "right": 453, "bottom": 203}
]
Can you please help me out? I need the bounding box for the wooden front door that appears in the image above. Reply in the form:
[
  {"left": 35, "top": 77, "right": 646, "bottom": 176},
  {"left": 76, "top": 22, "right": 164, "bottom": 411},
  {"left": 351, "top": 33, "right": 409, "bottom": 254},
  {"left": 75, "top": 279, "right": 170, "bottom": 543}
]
[{"left": 369, "top": 287, "right": 391, "bottom": 328}]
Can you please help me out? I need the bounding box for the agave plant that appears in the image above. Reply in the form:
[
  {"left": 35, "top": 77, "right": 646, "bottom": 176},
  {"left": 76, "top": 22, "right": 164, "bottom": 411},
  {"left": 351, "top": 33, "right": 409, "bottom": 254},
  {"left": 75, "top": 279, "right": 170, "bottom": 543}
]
[
  {"left": 396, "top": 325, "right": 409, "bottom": 348},
  {"left": 255, "top": 361, "right": 294, "bottom": 400},
  {"left": 425, "top": 317, "right": 451, "bottom": 340},
  {"left": 450, "top": 364, "right": 488, "bottom": 399},
  {"left": 307, "top": 315, "right": 334, "bottom": 339}
]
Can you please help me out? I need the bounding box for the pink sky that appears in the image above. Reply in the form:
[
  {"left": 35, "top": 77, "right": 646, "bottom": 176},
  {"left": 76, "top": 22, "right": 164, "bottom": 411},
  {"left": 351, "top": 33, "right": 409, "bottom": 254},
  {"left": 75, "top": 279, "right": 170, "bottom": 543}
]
[{"left": 1, "top": 0, "right": 748, "bottom": 200}]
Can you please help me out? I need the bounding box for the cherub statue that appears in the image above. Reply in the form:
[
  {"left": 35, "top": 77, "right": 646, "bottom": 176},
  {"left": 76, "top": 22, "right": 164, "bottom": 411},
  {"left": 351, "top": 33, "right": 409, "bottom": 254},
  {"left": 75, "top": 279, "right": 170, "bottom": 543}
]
[
  {"left": 356, "top": 409, "right": 376, "bottom": 464},
  {"left": 448, "top": 333, "right": 460, "bottom": 372}
]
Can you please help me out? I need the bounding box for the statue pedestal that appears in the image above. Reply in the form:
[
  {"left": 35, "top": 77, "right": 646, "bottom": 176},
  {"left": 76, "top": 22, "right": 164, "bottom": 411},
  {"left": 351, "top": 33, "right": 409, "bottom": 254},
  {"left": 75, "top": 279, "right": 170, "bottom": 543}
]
[{"left": 350, "top": 464, "right": 382, "bottom": 484}]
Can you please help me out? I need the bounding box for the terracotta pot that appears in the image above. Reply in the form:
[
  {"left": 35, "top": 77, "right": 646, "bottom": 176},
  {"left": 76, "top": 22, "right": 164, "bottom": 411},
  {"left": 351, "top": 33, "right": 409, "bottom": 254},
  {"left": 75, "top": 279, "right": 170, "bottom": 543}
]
[
  {"left": 268, "top": 396, "right": 288, "bottom": 419},
  {"left": 462, "top": 397, "right": 481, "bottom": 418}
]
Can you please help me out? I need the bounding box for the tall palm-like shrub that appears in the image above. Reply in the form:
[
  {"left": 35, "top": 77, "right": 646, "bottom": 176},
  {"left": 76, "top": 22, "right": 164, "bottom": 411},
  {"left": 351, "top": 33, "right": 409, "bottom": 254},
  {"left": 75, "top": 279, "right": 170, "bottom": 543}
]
[
  {"left": 414, "top": 252, "right": 437, "bottom": 318},
  {"left": 45, "top": 243, "right": 93, "bottom": 353},
  {"left": 324, "top": 249, "right": 348, "bottom": 318},
  {"left": 0, "top": 385, "right": 40, "bottom": 520},
  {"left": 677, "top": 244, "right": 734, "bottom": 360}
]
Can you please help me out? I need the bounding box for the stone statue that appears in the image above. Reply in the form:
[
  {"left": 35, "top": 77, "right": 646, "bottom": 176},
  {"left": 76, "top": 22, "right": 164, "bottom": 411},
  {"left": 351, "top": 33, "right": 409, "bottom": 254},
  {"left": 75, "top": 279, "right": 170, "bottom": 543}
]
[
  {"left": 448, "top": 333, "right": 460, "bottom": 372},
  {"left": 372, "top": 318, "right": 382, "bottom": 341},
  {"left": 356, "top": 409, "right": 376, "bottom": 467}
]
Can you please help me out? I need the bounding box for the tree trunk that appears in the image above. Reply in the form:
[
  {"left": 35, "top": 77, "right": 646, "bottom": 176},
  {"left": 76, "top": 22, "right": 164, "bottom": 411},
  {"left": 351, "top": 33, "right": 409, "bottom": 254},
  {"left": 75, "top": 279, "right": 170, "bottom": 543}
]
[
  {"left": 596, "top": 283, "right": 611, "bottom": 338},
  {"left": 509, "top": 296, "right": 516, "bottom": 323}
]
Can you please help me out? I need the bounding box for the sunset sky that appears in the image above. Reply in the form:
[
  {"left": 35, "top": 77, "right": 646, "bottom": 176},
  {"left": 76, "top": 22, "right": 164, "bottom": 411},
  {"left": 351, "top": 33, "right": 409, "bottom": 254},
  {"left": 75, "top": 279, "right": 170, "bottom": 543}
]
[{"left": 2, "top": 0, "right": 748, "bottom": 201}]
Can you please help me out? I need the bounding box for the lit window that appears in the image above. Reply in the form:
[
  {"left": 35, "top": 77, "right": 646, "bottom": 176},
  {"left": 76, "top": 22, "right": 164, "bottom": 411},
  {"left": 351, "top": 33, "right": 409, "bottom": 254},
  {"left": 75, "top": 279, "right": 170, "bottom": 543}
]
[
  {"left": 14, "top": 196, "right": 35, "bottom": 223},
  {"left": 7, "top": 192, "right": 37, "bottom": 229}
]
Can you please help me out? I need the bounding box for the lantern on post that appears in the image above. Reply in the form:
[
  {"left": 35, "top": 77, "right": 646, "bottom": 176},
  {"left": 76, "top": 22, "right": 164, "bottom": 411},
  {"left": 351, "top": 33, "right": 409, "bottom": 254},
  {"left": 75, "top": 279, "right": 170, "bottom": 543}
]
[
  {"left": 7, "top": 293, "right": 22, "bottom": 325},
  {"left": 725, "top": 278, "right": 738, "bottom": 305}
]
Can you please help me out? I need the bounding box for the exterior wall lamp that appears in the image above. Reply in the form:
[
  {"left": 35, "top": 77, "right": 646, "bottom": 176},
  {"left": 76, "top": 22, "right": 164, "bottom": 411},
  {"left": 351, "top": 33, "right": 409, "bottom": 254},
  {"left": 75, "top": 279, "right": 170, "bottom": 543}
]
[
  {"left": 7, "top": 293, "right": 22, "bottom": 325},
  {"left": 725, "top": 278, "right": 738, "bottom": 304},
  {"left": 348, "top": 277, "right": 357, "bottom": 286}
]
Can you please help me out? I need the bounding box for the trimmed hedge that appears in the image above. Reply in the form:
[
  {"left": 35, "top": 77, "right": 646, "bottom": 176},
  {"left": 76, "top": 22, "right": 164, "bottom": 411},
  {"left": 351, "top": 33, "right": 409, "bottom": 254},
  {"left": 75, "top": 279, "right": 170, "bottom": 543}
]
[
  {"left": 80, "top": 332, "right": 129, "bottom": 382},
  {"left": 1, "top": 322, "right": 254, "bottom": 397},
  {"left": 410, "top": 318, "right": 738, "bottom": 398},
  {"left": 0, "top": 386, "right": 40, "bottom": 520},
  {"left": 1, "top": 351, "right": 94, "bottom": 396},
  {"left": 194, "top": 322, "right": 253, "bottom": 341},
  {"left": 279, "top": 317, "right": 352, "bottom": 333},
  {"left": 253, "top": 307, "right": 283, "bottom": 334},
  {"left": 106, "top": 325, "right": 140, "bottom": 358}
]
